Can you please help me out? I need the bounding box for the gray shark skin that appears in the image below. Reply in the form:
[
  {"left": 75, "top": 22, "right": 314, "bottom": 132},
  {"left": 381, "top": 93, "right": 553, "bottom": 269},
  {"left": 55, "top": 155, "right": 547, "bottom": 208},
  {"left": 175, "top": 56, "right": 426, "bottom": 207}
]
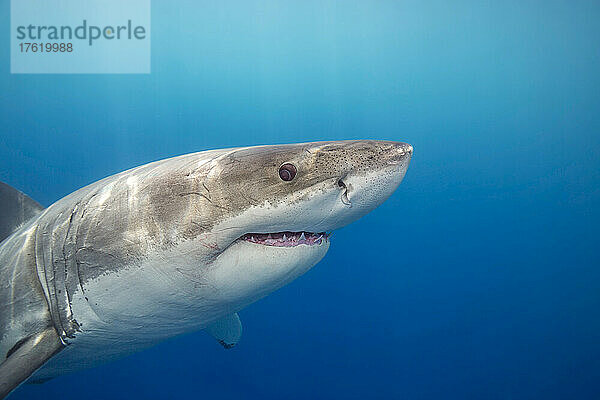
[{"left": 0, "top": 140, "right": 412, "bottom": 398}]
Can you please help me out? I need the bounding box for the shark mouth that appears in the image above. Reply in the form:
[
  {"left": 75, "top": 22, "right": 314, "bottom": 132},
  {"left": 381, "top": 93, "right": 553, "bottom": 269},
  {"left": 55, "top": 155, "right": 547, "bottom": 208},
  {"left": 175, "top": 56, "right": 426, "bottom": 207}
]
[{"left": 241, "top": 231, "right": 330, "bottom": 247}]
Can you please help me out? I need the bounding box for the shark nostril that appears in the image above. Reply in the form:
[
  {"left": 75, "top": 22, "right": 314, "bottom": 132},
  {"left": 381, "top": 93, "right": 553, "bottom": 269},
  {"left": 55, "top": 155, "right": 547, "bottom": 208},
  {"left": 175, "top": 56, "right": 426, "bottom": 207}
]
[{"left": 337, "top": 178, "right": 352, "bottom": 207}]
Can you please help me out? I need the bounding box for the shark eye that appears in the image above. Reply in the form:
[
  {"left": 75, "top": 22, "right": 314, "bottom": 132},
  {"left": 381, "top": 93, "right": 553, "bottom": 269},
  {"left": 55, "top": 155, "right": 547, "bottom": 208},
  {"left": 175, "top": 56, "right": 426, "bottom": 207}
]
[{"left": 279, "top": 163, "right": 297, "bottom": 181}]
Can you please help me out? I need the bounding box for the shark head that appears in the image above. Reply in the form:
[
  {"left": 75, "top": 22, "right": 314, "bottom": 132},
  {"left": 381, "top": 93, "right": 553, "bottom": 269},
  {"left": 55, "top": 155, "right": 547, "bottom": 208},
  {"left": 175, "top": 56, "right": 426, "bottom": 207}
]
[
  {"left": 165, "top": 140, "right": 413, "bottom": 312},
  {"left": 16, "top": 140, "right": 412, "bottom": 383},
  {"left": 50, "top": 140, "right": 412, "bottom": 341}
]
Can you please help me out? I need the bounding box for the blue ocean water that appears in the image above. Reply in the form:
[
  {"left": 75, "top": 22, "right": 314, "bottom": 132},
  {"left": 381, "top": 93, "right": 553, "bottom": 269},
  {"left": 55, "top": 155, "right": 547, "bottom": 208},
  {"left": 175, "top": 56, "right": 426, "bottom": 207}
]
[{"left": 1, "top": 1, "right": 599, "bottom": 399}]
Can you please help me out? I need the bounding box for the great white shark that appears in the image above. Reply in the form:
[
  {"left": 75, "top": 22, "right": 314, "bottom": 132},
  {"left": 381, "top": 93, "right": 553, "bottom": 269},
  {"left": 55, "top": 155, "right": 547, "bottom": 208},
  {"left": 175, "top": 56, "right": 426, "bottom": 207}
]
[{"left": 0, "top": 140, "right": 412, "bottom": 398}]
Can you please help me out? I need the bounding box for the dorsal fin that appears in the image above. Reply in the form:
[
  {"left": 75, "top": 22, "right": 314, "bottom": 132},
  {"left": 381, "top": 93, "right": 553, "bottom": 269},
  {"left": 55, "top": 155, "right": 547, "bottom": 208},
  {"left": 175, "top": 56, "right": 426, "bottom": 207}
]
[{"left": 0, "top": 181, "right": 44, "bottom": 243}]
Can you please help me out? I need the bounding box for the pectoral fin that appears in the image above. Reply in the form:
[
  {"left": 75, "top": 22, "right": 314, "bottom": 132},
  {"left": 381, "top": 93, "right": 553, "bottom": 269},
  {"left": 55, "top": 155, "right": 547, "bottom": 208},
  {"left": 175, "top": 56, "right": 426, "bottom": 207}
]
[
  {"left": 0, "top": 328, "right": 63, "bottom": 399},
  {"left": 205, "top": 313, "right": 242, "bottom": 349}
]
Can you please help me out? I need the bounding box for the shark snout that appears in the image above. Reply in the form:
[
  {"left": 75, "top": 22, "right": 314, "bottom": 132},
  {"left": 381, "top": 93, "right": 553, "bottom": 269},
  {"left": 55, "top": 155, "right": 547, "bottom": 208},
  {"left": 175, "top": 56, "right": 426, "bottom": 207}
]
[
  {"left": 319, "top": 140, "right": 413, "bottom": 229},
  {"left": 395, "top": 142, "right": 413, "bottom": 160},
  {"left": 380, "top": 141, "right": 413, "bottom": 168},
  {"left": 335, "top": 140, "right": 412, "bottom": 193},
  {"left": 387, "top": 142, "right": 413, "bottom": 177}
]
